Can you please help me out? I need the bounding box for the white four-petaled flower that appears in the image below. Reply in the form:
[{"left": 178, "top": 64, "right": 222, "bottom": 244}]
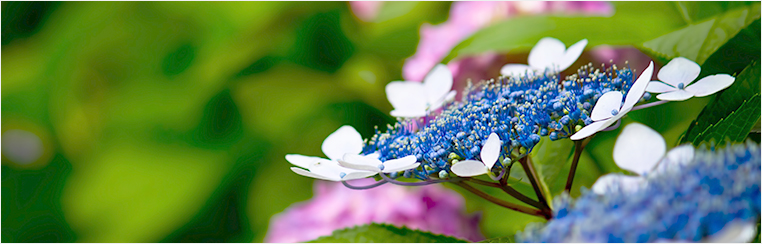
[
  {"left": 500, "top": 37, "right": 588, "bottom": 76},
  {"left": 338, "top": 154, "right": 420, "bottom": 175},
  {"left": 286, "top": 125, "right": 377, "bottom": 181},
  {"left": 450, "top": 133, "right": 503, "bottom": 177},
  {"left": 591, "top": 122, "right": 695, "bottom": 194},
  {"left": 645, "top": 57, "right": 735, "bottom": 101},
  {"left": 385, "top": 64, "right": 457, "bottom": 118},
  {"left": 570, "top": 61, "right": 655, "bottom": 140}
]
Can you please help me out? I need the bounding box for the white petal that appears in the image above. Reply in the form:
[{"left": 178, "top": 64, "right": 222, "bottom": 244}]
[
  {"left": 450, "top": 160, "right": 489, "bottom": 177},
  {"left": 652, "top": 145, "right": 695, "bottom": 174},
  {"left": 500, "top": 64, "right": 533, "bottom": 76},
  {"left": 339, "top": 154, "right": 382, "bottom": 172},
  {"left": 285, "top": 154, "right": 325, "bottom": 169},
  {"left": 322, "top": 125, "right": 364, "bottom": 161},
  {"left": 309, "top": 160, "right": 366, "bottom": 181},
  {"left": 423, "top": 64, "right": 453, "bottom": 106},
  {"left": 390, "top": 108, "right": 427, "bottom": 118},
  {"left": 590, "top": 91, "right": 624, "bottom": 121},
  {"left": 381, "top": 155, "right": 419, "bottom": 172},
  {"left": 290, "top": 167, "right": 337, "bottom": 181},
  {"left": 591, "top": 174, "right": 643, "bottom": 194},
  {"left": 656, "top": 90, "right": 694, "bottom": 101},
  {"left": 480, "top": 133, "right": 502, "bottom": 169},
  {"left": 570, "top": 119, "right": 617, "bottom": 140},
  {"left": 528, "top": 37, "right": 567, "bottom": 70},
  {"left": 622, "top": 61, "right": 654, "bottom": 111},
  {"left": 385, "top": 81, "right": 428, "bottom": 116},
  {"left": 342, "top": 171, "right": 379, "bottom": 181},
  {"left": 429, "top": 90, "right": 457, "bottom": 111},
  {"left": 704, "top": 221, "right": 759, "bottom": 243},
  {"left": 657, "top": 57, "right": 701, "bottom": 87},
  {"left": 557, "top": 39, "right": 587, "bottom": 71},
  {"left": 685, "top": 74, "right": 735, "bottom": 97},
  {"left": 645, "top": 81, "right": 677, "bottom": 93},
  {"left": 613, "top": 123, "right": 666, "bottom": 175}
]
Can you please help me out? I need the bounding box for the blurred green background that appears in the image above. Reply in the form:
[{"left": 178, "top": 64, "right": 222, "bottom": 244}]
[
  {"left": 1, "top": 1, "right": 454, "bottom": 242},
  {"left": 3, "top": 1, "right": 753, "bottom": 243}
]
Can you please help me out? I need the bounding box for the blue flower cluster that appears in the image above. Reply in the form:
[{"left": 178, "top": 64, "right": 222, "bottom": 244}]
[
  {"left": 516, "top": 141, "right": 761, "bottom": 242},
  {"left": 364, "top": 64, "right": 637, "bottom": 180}
]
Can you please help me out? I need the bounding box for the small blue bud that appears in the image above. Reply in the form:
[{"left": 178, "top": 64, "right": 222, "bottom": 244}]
[
  {"left": 678, "top": 83, "right": 685, "bottom": 89},
  {"left": 549, "top": 131, "right": 559, "bottom": 141},
  {"left": 540, "top": 128, "right": 549, "bottom": 136},
  {"left": 611, "top": 109, "right": 619, "bottom": 116},
  {"left": 339, "top": 172, "right": 347, "bottom": 178},
  {"left": 378, "top": 164, "right": 385, "bottom": 170}
]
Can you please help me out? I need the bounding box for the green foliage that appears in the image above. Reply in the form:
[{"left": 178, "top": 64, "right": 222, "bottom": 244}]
[
  {"left": 308, "top": 223, "right": 468, "bottom": 243},
  {"left": 641, "top": 3, "right": 760, "bottom": 65},
  {"left": 681, "top": 62, "right": 761, "bottom": 145},
  {"left": 442, "top": 2, "right": 686, "bottom": 62},
  {"left": 478, "top": 236, "right": 515, "bottom": 243},
  {"left": 699, "top": 18, "right": 761, "bottom": 77}
]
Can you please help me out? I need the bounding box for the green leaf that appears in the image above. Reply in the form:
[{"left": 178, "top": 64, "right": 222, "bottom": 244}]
[
  {"left": 307, "top": 223, "right": 468, "bottom": 243},
  {"left": 699, "top": 18, "right": 761, "bottom": 77},
  {"left": 641, "top": 3, "right": 760, "bottom": 65},
  {"left": 443, "top": 2, "right": 686, "bottom": 62},
  {"left": 681, "top": 61, "right": 761, "bottom": 145},
  {"left": 529, "top": 138, "right": 574, "bottom": 199},
  {"left": 479, "top": 236, "right": 515, "bottom": 243}
]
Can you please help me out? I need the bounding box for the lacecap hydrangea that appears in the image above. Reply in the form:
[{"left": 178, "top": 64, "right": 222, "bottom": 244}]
[
  {"left": 516, "top": 141, "right": 761, "bottom": 242},
  {"left": 365, "top": 64, "right": 642, "bottom": 181}
]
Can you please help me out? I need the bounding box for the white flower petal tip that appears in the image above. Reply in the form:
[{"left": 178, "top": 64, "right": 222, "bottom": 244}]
[
  {"left": 613, "top": 123, "right": 666, "bottom": 175},
  {"left": 381, "top": 155, "right": 420, "bottom": 172},
  {"left": 685, "top": 74, "right": 735, "bottom": 97},
  {"left": 652, "top": 145, "right": 696, "bottom": 174},
  {"left": 622, "top": 61, "right": 654, "bottom": 111},
  {"left": 645, "top": 81, "right": 675, "bottom": 93},
  {"left": 655, "top": 89, "right": 694, "bottom": 101},
  {"left": 558, "top": 38, "right": 588, "bottom": 71},
  {"left": 570, "top": 120, "right": 614, "bottom": 140},
  {"left": 285, "top": 154, "right": 324, "bottom": 169},
  {"left": 385, "top": 64, "right": 455, "bottom": 118},
  {"left": 450, "top": 160, "right": 490, "bottom": 177},
  {"left": 591, "top": 174, "right": 643, "bottom": 194},
  {"left": 657, "top": 57, "right": 701, "bottom": 88},
  {"left": 704, "top": 220, "right": 759, "bottom": 243},
  {"left": 500, "top": 64, "right": 533, "bottom": 76},
  {"left": 321, "top": 125, "right": 364, "bottom": 161},
  {"left": 481, "top": 133, "right": 502, "bottom": 169}
]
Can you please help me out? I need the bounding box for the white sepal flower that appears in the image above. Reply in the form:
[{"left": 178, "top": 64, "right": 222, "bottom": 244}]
[
  {"left": 385, "top": 64, "right": 457, "bottom": 118},
  {"left": 591, "top": 123, "right": 695, "bottom": 194},
  {"left": 500, "top": 37, "right": 587, "bottom": 76},
  {"left": 338, "top": 154, "right": 420, "bottom": 174},
  {"left": 571, "top": 61, "right": 655, "bottom": 140},
  {"left": 286, "top": 125, "right": 376, "bottom": 181},
  {"left": 645, "top": 57, "right": 735, "bottom": 101},
  {"left": 451, "top": 133, "right": 502, "bottom": 177}
]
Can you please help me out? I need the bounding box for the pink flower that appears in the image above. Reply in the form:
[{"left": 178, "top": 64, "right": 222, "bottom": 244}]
[
  {"left": 264, "top": 179, "right": 484, "bottom": 242},
  {"left": 402, "top": 1, "right": 614, "bottom": 95},
  {"left": 349, "top": 1, "right": 384, "bottom": 22}
]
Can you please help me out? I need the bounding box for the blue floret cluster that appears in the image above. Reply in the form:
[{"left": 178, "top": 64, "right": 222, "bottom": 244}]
[
  {"left": 364, "top": 64, "right": 637, "bottom": 180},
  {"left": 516, "top": 142, "right": 761, "bottom": 242}
]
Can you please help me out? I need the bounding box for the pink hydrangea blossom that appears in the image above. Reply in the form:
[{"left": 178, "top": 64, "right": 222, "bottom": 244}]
[
  {"left": 349, "top": 1, "right": 384, "bottom": 22},
  {"left": 402, "top": 1, "right": 614, "bottom": 91},
  {"left": 264, "top": 179, "right": 483, "bottom": 242}
]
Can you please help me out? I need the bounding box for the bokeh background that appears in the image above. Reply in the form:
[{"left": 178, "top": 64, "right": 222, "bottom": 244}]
[{"left": 3, "top": 1, "right": 755, "bottom": 242}]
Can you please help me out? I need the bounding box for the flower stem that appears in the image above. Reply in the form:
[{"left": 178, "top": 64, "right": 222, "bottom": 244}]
[
  {"left": 342, "top": 179, "right": 388, "bottom": 190},
  {"left": 519, "top": 156, "right": 550, "bottom": 211},
  {"left": 632, "top": 100, "right": 669, "bottom": 110},
  {"left": 454, "top": 181, "right": 549, "bottom": 219},
  {"left": 467, "top": 178, "right": 544, "bottom": 210},
  {"left": 565, "top": 137, "right": 591, "bottom": 192}
]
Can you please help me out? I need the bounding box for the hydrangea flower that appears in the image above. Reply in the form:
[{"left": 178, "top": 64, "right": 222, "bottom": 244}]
[
  {"left": 570, "top": 61, "right": 654, "bottom": 140},
  {"left": 368, "top": 63, "right": 638, "bottom": 180},
  {"left": 500, "top": 37, "right": 588, "bottom": 76},
  {"left": 286, "top": 125, "right": 378, "bottom": 181},
  {"left": 265, "top": 178, "right": 485, "bottom": 242},
  {"left": 645, "top": 57, "right": 736, "bottom": 101},
  {"left": 516, "top": 141, "right": 761, "bottom": 242},
  {"left": 591, "top": 122, "right": 695, "bottom": 194},
  {"left": 450, "top": 133, "right": 503, "bottom": 177},
  {"left": 339, "top": 154, "right": 420, "bottom": 175},
  {"left": 385, "top": 64, "right": 457, "bottom": 118}
]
